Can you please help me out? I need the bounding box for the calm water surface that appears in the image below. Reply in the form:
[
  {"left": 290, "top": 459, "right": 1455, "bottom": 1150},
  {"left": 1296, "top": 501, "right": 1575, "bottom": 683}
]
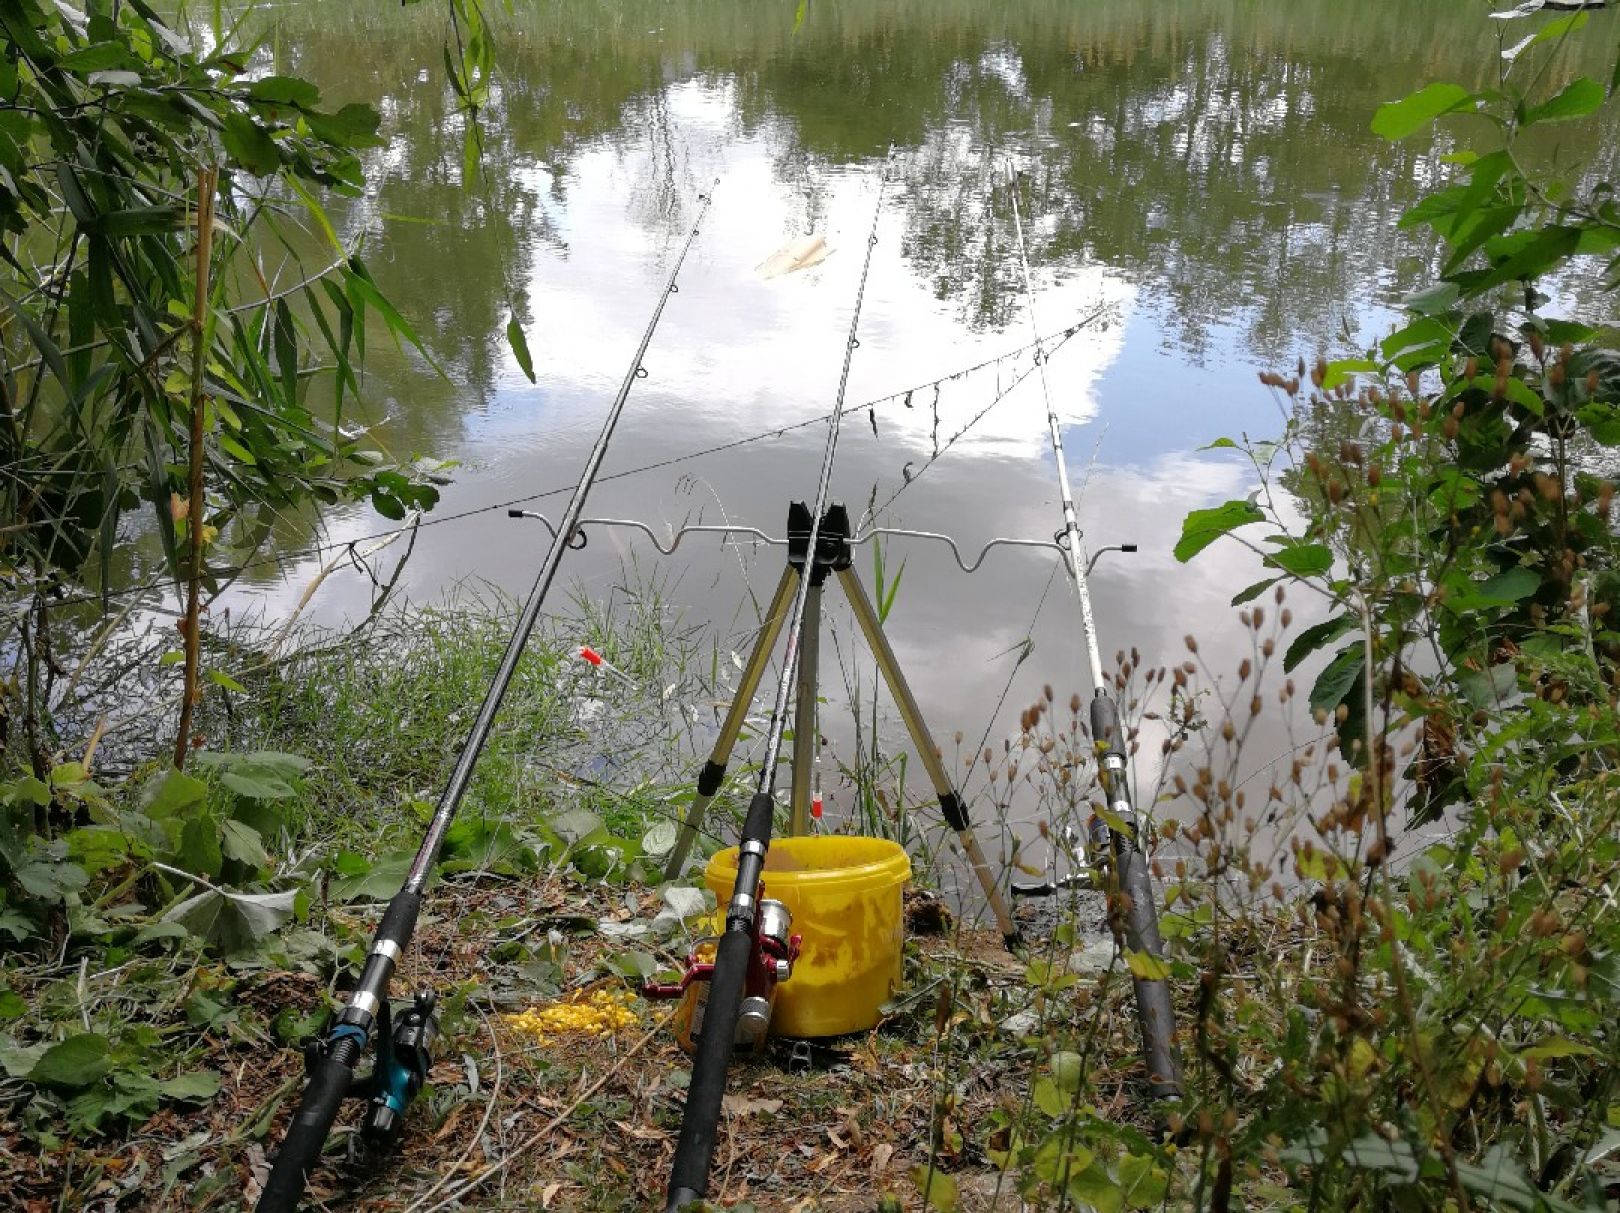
[{"left": 232, "top": 0, "right": 1616, "bottom": 912}]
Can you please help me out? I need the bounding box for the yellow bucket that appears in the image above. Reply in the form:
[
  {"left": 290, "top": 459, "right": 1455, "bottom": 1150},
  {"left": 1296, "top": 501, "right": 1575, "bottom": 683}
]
[{"left": 704, "top": 836, "right": 910, "bottom": 1038}]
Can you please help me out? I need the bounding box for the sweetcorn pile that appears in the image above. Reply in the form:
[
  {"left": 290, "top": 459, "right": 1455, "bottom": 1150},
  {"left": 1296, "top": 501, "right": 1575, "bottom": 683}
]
[{"left": 503, "top": 988, "right": 639, "bottom": 1045}]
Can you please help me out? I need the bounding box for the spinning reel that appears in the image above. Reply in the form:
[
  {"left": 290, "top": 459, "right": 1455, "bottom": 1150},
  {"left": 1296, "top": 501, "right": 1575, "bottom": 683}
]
[
  {"left": 643, "top": 897, "right": 800, "bottom": 1053},
  {"left": 302, "top": 989, "right": 440, "bottom": 1151}
]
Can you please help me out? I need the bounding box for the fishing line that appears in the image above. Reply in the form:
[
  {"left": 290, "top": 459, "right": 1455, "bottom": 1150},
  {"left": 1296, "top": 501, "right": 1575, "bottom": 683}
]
[
  {"left": 862, "top": 313, "right": 1101, "bottom": 524},
  {"left": 25, "top": 320, "right": 1097, "bottom": 621}
]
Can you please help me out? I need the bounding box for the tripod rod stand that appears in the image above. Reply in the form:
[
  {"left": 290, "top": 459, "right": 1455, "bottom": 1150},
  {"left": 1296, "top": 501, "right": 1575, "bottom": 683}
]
[{"left": 665, "top": 503, "right": 1020, "bottom": 947}]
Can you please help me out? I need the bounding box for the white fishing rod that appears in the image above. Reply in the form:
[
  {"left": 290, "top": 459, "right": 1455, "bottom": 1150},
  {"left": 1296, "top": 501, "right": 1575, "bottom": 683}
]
[{"left": 1004, "top": 162, "right": 1182, "bottom": 1101}]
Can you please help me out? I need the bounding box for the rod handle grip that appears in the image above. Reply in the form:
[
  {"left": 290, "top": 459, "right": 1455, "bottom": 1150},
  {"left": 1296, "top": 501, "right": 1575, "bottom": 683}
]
[
  {"left": 256, "top": 1034, "right": 363, "bottom": 1212},
  {"left": 665, "top": 928, "right": 751, "bottom": 1205}
]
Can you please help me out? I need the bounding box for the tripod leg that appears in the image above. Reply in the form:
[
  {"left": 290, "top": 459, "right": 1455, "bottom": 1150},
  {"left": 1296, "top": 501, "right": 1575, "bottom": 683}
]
[
  {"left": 836, "top": 568, "right": 1021, "bottom": 948},
  {"left": 789, "top": 579, "right": 823, "bottom": 836},
  {"left": 665, "top": 565, "right": 798, "bottom": 877}
]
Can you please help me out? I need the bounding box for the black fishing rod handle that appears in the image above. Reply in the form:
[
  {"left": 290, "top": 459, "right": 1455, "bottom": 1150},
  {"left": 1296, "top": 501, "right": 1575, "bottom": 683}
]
[
  {"left": 665, "top": 929, "right": 752, "bottom": 1211},
  {"left": 256, "top": 1034, "right": 363, "bottom": 1212}
]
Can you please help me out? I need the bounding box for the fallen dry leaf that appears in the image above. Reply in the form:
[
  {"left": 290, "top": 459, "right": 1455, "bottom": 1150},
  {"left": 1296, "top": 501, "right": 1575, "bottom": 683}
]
[
  {"left": 871, "top": 1143, "right": 895, "bottom": 1176},
  {"left": 722, "top": 1094, "right": 784, "bottom": 1117}
]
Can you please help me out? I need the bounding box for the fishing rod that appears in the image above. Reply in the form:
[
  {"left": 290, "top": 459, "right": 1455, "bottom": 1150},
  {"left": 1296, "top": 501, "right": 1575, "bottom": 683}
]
[
  {"left": 1004, "top": 164, "right": 1182, "bottom": 1102},
  {"left": 254, "top": 183, "right": 718, "bottom": 1212},
  {"left": 662, "top": 158, "right": 890, "bottom": 1213}
]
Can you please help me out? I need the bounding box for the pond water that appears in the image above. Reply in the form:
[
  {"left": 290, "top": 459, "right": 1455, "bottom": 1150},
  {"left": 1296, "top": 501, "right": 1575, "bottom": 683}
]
[{"left": 233, "top": 0, "right": 1615, "bottom": 913}]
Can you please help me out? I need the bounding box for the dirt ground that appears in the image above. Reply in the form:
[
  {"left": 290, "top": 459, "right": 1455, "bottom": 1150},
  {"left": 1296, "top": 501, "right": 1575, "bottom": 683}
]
[{"left": 3, "top": 876, "right": 1132, "bottom": 1211}]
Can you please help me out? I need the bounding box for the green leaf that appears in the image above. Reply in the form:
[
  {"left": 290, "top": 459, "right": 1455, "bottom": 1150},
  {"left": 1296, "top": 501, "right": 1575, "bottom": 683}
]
[
  {"left": 1230, "top": 577, "right": 1279, "bottom": 607},
  {"left": 220, "top": 820, "right": 269, "bottom": 869},
  {"left": 1402, "top": 282, "right": 1462, "bottom": 315},
  {"left": 15, "top": 859, "right": 89, "bottom": 900},
  {"left": 1322, "top": 359, "right": 1377, "bottom": 390},
  {"left": 32, "top": 1033, "right": 112, "bottom": 1088},
  {"left": 641, "top": 820, "right": 677, "bottom": 857},
  {"left": 1309, "top": 645, "right": 1365, "bottom": 714},
  {"left": 1123, "top": 949, "right": 1170, "bottom": 981},
  {"left": 143, "top": 769, "right": 208, "bottom": 818},
  {"left": 1381, "top": 316, "right": 1454, "bottom": 370},
  {"left": 1283, "top": 614, "right": 1357, "bottom": 673},
  {"left": 56, "top": 43, "right": 131, "bottom": 73},
  {"left": 305, "top": 103, "right": 385, "bottom": 149},
  {"left": 1117, "top": 1153, "right": 1169, "bottom": 1209},
  {"left": 160, "top": 1071, "right": 221, "bottom": 1102},
  {"left": 180, "top": 816, "right": 222, "bottom": 879},
  {"left": 1451, "top": 566, "right": 1541, "bottom": 611},
  {"left": 247, "top": 75, "right": 320, "bottom": 108},
  {"left": 331, "top": 850, "right": 414, "bottom": 902},
  {"left": 1067, "top": 1161, "right": 1126, "bottom": 1213},
  {"left": 1049, "top": 1050, "right": 1084, "bottom": 1093},
  {"left": 82, "top": 205, "right": 184, "bottom": 237},
  {"left": 1266, "top": 541, "right": 1333, "bottom": 579},
  {"left": 1455, "top": 1145, "right": 1581, "bottom": 1213},
  {"left": 0, "top": 1041, "right": 47, "bottom": 1078},
  {"left": 1173, "top": 499, "right": 1264, "bottom": 562},
  {"left": 0, "top": 991, "right": 24, "bottom": 1019},
  {"left": 1524, "top": 77, "right": 1604, "bottom": 124},
  {"left": 1459, "top": 663, "right": 1518, "bottom": 709},
  {"left": 1371, "top": 82, "right": 1474, "bottom": 140},
  {"left": 1521, "top": 1035, "right": 1598, "bottom": 1061},
  {"left": 1033, "top": 1076, "right": 1066, "bottom": 1117},
  {"left": 911, "top": 1165, "right": 958, "bottom": 1212},
  {"left": 219, "top": 771, "right": 295, "bottom": 801},
  {"left": 1527, "top": 10, "right": 1590, "bottom": 49},
  {"left": 221, "top": 114, "right": 280, "bottom": 176},
  {"left": 66, "top": 825, "right": 139, "bottom": 875},
  {"left": 162, "top": 888, "right": 298, "bottom": 954},
  {"left": 506, "top": 314, "right": 536, "bottom": 383},
  {"left": 207, "top": 669, "right": 247, "bottom": 694},
  {"left": 1476, "top": 225, "right": 1582, "bottom": 292},
  {"left": 1579, "top": 403, "right": 1620, "bottom": 445},
  {"left": 3, "top": 776, "right": 50, "bottom": 808},
  {"left": 550, "top": 808, "right": 605, "bottom": 844}
]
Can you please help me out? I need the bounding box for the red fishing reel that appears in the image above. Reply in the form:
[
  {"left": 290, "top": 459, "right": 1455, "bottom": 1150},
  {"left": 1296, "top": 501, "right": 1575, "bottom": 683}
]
[{"left": 643, "top": 898, "right": 800, "bottom": 1053}]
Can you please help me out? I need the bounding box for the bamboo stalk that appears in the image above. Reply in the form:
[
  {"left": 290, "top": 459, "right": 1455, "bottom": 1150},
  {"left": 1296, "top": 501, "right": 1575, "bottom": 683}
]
[{"left": 173, "top": 166, "right": 217, "bottom": 769}]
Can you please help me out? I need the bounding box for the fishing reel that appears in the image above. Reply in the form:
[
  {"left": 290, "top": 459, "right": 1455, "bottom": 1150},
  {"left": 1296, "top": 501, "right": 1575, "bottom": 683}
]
[
  {"left": 302, "top": 989, "right": 440, "bottom": 1152},
  {"left": 643, "top": 898, "right": 800, "bottom": 1054},
  {"left": 1011, "top": 819, "right": 1113, "bottom": 897}
]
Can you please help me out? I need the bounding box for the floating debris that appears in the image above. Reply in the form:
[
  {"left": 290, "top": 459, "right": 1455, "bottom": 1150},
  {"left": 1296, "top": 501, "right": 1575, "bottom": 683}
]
[
  {"left": 503, "top": 988, "right": 639, "bottom": 1044},
  {"left": 757, "top": 233, "right": 831, "bottom": 278}
]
